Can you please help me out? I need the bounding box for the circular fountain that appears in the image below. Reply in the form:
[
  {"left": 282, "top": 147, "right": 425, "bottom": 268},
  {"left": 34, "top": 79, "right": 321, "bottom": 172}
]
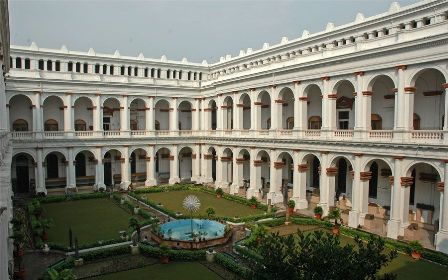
[{"left": 150, "top": 195, "right": 232, "bottom": 249}]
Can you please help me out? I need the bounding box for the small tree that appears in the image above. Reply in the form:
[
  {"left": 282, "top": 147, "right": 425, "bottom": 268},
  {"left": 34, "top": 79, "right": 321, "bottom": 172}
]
[
  {"left": 249, "top": 196, "right": 258, "bottom": 208},
  {"left": 409, "top": 240, "right": 424, "bottom": 260},
  {"left": 327, "top": 208, "right": 342, "bottom": 234},
  {"left": 40, "top": 218, "right": 53, "bottom": 242},
  {"left": 129, "top": 217, "right": 141, "bottom": 242},
  {"left": 215, "top": 187, "right": 224, "bottom": 198},
  {"left": 206, "top": 207, "right": 216, "bottom": 218},
  {"left": 313, "top": 206, "right": 323, "bottom": 219}
]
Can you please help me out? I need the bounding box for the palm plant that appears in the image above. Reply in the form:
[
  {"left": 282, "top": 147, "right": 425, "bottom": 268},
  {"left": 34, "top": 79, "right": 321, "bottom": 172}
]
[{"left": 129, "top": 217, "right": 141, "bottom": 242}]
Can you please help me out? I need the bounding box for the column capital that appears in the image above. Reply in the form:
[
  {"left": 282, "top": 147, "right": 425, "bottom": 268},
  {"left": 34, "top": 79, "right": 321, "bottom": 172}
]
[
  {"left": 326, "top": 167, "right": 337, "bottom": 176},
  {"left": 400, "top": 176, "right": 414, "bottom": 187}
]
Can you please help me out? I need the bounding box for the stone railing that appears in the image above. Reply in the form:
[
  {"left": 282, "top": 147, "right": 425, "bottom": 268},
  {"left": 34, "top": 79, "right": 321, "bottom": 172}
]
[
  {"left": 369, "top": 130, "right": 394, "bottom": 140},
  {"left": 334, "top": 130, "right": 354, "bottom": 138},
  {"left": 411, "top": 130, "right": 443, "bottom": 140},
  {"left": 8, "top": 129, "right": 447, "bottom": 145}
]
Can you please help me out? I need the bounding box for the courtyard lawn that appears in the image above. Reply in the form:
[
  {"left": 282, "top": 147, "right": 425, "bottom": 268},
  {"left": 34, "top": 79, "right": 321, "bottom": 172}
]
[
  {"left": 90, "top": 262, "right": 221, "bottom": 280},
  {"left": 42, "top": 198, "right": 132, "bottom": 246},
  {"left": 139, "top": 190, "right": 264, "bottom": 217},
  {"left": 267, "top": 223, "right": 448, "bottom": 280}
]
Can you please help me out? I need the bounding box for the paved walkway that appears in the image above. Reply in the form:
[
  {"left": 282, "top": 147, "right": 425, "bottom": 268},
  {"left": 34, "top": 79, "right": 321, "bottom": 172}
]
[{"left": 23, "top": 250, "right": 65, "bottom": 280}]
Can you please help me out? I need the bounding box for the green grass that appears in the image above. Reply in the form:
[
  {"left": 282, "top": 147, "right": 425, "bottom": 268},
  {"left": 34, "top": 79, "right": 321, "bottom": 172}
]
[
  {"left": 267, "top": 224, "right": 448, "bottom": 280},
  {"left": 90, "top": 262, "right": 221, "bottom": 280},
  {"left": 42, "top": 198, "right": 132, "bottom": 246},
  {"left": 139, "top": 190, "right": 264, "bottom": 217}
]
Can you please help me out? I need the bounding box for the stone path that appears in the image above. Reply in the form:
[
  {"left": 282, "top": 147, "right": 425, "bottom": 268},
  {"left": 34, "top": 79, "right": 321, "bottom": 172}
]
[{"left": 22, "top": 250, "right": 65, "bottom": 280}]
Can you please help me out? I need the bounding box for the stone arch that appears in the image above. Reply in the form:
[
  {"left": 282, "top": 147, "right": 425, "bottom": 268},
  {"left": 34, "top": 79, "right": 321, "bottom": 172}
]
[
  {"left": 222, "top": 96, "right": 234, "bottom": 130},
  {"left": 9, "top": 94, "right": 33, "bottom": 131},
  {"left": 332, "top": 80, "right": 356, "bottom": 130},
  {"left": 178, "top": 100, "right": 193, "bottom": 130},
  {"left": 129, "top": 97, "right": 146, "bottom": 130},
  {"left": 74, "top": 150, "right": 96, "bottom": 186},
  {"left": 11, "top": 152, "right": 36, "bottom": 194},
  {"left": 74, "top": 96, "right": 94, "bottom": 131},
  {"left": 179, "top": 146, "right": 193, "bottom": 181},
  {"left": 238, "top": 93, "right": 251, "bottom": 130},
  {"left": 303, "top": 84, "right": 323, "bottom": 130},
  {"left": 278, "top": 87, "right": 294, "bottom": 129},
  {"left": 102, "top": 97, "right": 121, "bottom": 131},
  {"left": 154, "top": 99, "right": 170, "bottom": 130},
  {"left": 257, "top": 91, "right": 271, "bottom": 130}
]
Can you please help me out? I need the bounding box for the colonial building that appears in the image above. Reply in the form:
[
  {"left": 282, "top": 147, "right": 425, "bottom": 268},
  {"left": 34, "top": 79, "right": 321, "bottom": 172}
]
[
  {"left": 4, "top": 0, "right": 448, "bottom": 255},
  {"left": 0, "top": 0, "right": 12, "bottom": 278}
]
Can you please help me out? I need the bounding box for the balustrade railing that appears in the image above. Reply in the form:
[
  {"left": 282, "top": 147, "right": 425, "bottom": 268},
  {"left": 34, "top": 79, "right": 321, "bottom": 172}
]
[
  {"left": 103, "top": 130, "right": 121, "bottom": 137},
  {"left": 368, "top": 130, "right": 393, "bottom": 140},
  {"left": 334, "top": 130, "right": 354, "bottom": 138},
  {"left": 10, "top": 131, "right": 34, "bottom": 139},
  {"left": 411, "top": 130, "right": 443, "bottom": 140},
  {"left": 305, "top": 130, "right": 321, "bottom": 138},
  {"left": 179, "top": 130, "right": 193, "bottom": 136},
  {"left": 44, "top": 131, "right": 65, "bottom": 138}
]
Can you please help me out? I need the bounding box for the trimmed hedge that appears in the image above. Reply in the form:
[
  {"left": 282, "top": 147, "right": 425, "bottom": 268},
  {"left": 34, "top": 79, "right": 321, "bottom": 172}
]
[
  {"left": 139, "top": 243, "right": 206, "bottom": 261},
  {"left": 38, "top": 192, "right": 109, "bottom": 203},
  {"left": 215, "top": 253, "right": 251, "bottom": 279}
]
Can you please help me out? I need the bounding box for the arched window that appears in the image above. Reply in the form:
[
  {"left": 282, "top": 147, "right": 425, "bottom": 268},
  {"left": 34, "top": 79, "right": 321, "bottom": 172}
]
[
  {"left": 128, "top": 66, "right": 132, "bottom": 76},
  {"left": 151, "top": 68, "right": 155, "bottom": 78},
  {"left": 157, "top": 69, "right": 161, "bottom": 78},
  {"left": 179, "top": 70, "right": 183, "bottom": 80},
  {"left": 44, "top": 119, "right": 59, "bottom": 131},
  {"left": 47, "top": 60, "right": 52, "bottom": 71},
  {"left": 371, "top": 114, "right": 382, "bottom": 130},
  {"left": 110, "top": 65, "right": 114, "bottom": 75},
  {"left": 24, "top": 58, "right": 30, "bottom": 69},
  {"left": 15, "top": 57, "right": 22, "bottom": 68},
  {"left": 188, "top": 71, "right": 191, "bottom": 80},
  {"left": 144, "top": 68, "right": 149, "bottom": 77},
  {"left": 68, "top": 61, "right": 73, "bottom": 72},
  {"left": 199, "top": 72, "right": 203, "bottom": 80},
  {"left": 308, "top": 116, "right": 322, "bottom": 129},
  {"left": 13, "top": 119, "right": 29, "bottom": 131},
  {"left": 193, "top": 72, "right": 197, "bottom": 80},
  {"left": 413, "top": 113, "right": 421, "bottom": 130},
  {"left": 38, "top": 59, "right": 44, "bottom": 70},
  {"left": 103, "top": 64, "right": 107, "bottom": 74},
  {"left": 83, "top": 63, "right": 88, "bottom": 73},
  {"left": 369, "top": 162, "right": 378, "bottom": 199},
  {"left": 134, "top": 67, "right": 138, "bottom": 76},
  {"left": 173, "top": 70, "right": 177, "bottom": 79},
  {"left": 121, "top": 66, "right": 125, "bottom": 75},
  {"left": 167, "top": 70, "right": 171, "bottom": 79},
  {"left": 130, "top": 120, "right": 138, "bottom": 131},
  {"left": 75, "top": 62, "right": 81, "bottom": 73},
  {"left": 74, "top": 119, "right": 87, "bottom": 131},
  {"left": 95, "top": 64, "right": 100, "bottom": 74},
  {"left": 286, "top": 117, "right": 294, "bottom": 130},
  {"left": 55, "top": 61, "right": 60, "bottom": 71}
]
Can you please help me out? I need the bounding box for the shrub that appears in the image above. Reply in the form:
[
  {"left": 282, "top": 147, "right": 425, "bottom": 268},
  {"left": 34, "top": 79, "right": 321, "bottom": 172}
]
[
  {"left": 287, "top": 200, "right": 295, "bottom": 208},
  {"left": 313, "top": 206, "right": 323, "bottom": 215},
  {"left": 216, "top": 187, "right": 224, "bottom": 196}
]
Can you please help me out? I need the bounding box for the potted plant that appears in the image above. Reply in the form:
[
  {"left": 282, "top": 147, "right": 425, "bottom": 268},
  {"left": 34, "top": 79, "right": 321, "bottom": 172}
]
[
  {"left": 314, "top": 206, "right": 323, "bottom": 220},
  {"left": 409, "top": 240, "right": 423, "bottom": 260},
  {"left": 287, "top": 200, "right": 296, "bottom": 215},
  {"left": 327, "top": 208, "right": 342, "bottom": 235},
  {"left": 11, "top": 231, "right": 25, "bottom": 257},
  {"left": 47, "top": 268, "right": 76, "bottom": 280},
  {"left": 249, "top": 196, "right": 258, "bottom": 209},
  {"left": 40, "top": 218, "right": 53, "bottom": 242},
  {"left": 206, "top": 207, "right": 216, "bottom": 218},
  {"left": 216, "top": 187, "right": 224, "bottom": 198},
  {"left": 159, "top": 244, "right": 170, "bottom": 264}
]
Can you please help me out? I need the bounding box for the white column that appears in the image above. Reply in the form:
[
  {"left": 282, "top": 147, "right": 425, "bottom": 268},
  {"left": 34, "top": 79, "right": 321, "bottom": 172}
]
[
  {"left": 36, "top": 148, "right": 46, "bottom": 194},
  {"left": 201, "top": 99, "right": 208, "bottom": 131},
  {"left": 270, "top": 86, "right": 278, "bottom": 130},
  {"left": 64, "top": 94, "right": 74, "bottom": 136},
  {"left": 216, "top": 96, "right": 223, "bottom": 131},
  {"left": 215, "top": 147, "right": 223, "bottom": 188},
  {"left": 147, "top": 97, "right": 155, "bottom": 131},
  {"left": 267, "top": 149, "right": 282, "bottom": 204},
  {"left": 34, "top": 92, "right": 43, "bottom": 135},
  {"left": 233, "top": 93, "right": 240, "bottom": 132},
  {"left": 250, "top": 90, "right": 259, "bottom": 131},
  {"left": 293, "top": 152, "right": 308, "bottom": 209},
  {"left": 443, "top": 85, "right": 448, "bottom": 143},
  {"left": 247, "top": 150, "right": 261, "bottom": 199},
  {"left": 387, "top": 158, "right": 404, "bottom": 239},
  {"left": 120, "top": 95, "right": 130, "bottom": 134},
  {"left": 93, "top": 95, "right": 102, "bottom": 133},
  {"left": 394, "top": 65, "right": 414, "bottom": 132},
  {"left": 231, "top": 156, "right": 241, "bottom": 194},
  {"left": 192, "top": 145, "right": 201, "bottom": 182},
  {"left": 354, "top": 72, "right": 364, "bottom": 130},
  {"left": 120, "top": 146, "right": 131, "bottom": 189},
  {"left": 318, "top": 153, "right": 331, "bottom": 215},
  {"left": 192, "top": 99, "right": 200, "bottom": 131},
  {"left": 95, "top": 148, "right": 105, "bottom": 190},
  {"left": 145, "top": 145, "right": 157, "bottom": 186},
  {"left": 435, "top": 161, "right": 448, "bottom": 254},
  {"left": 67, "top": 147, "right": 76, "bottom": 189},
  {"left": 293, "top": 82, "right": 302, "bottom": 130},
  {"left": 169, "top": 145, "right": 180, "bottom": 184},
  {"left": 170, "top": 98, "right": 178, "bottom": 133}
]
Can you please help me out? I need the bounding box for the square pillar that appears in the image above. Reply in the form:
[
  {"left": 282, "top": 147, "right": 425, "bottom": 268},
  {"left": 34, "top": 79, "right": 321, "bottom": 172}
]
[
  {"left": 169, "top": 145, "right": 180, "bottom": 184},
  {"left": 145, "top": 146, "right": 157, "bottom": 186}
]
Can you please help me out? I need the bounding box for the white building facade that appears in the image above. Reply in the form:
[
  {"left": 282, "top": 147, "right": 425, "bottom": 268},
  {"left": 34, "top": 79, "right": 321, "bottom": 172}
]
[{"left": 5, "top": 0, "right": 448, "bottom": 254}]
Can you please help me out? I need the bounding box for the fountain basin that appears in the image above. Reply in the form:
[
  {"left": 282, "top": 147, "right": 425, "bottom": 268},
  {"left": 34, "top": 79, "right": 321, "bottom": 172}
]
[{"left": 151, "top": 219, "right": 232, "bottom": 249}]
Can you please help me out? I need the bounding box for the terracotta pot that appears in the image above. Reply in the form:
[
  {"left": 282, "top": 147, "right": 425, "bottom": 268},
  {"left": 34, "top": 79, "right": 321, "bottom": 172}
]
[
  {"left": 411, "top": 251, "right": 422, "bottom": 260},
  {"left": 14, "top": 269, "right": 26, "bottom": 279},
  {"left": 160, "top": 256, "right": 170, "bottom": 264},
  {"left": 250, "top": 204, "right": 257, "bottom": 209},
  {"left": 288, "top": 207, "right": 294, "bottom": 215},
  {"left": 216, "top": 195, "right": 222, "bottom": 198},
  {"left": 42, "top": 231, "right": 48, "bottom": 242},
  {"left": 332, "top": 226, "right": 340, "bottom": 235},
  {"left": 14, "top": 247, "right": 24, "bottom": 257},
  {"left": 314, "top": 214, "right": 322, "bottom": 220}
]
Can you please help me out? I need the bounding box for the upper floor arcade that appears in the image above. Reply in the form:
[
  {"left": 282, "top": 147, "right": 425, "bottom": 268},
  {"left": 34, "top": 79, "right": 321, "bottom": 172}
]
[{"left": 6, "top": 63, "right": 448, "bottom": 146}]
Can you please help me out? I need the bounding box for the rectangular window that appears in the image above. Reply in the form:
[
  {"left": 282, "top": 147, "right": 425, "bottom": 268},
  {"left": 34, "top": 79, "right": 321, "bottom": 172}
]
[
  {"left": 38, "top": 60, "right": 44, "bottom": 70},
  {"left": 25, "top": 59, "right": 30, "bottom": 69},
  {"left": 338, "top": 111, "right": 349, "bottom": 130},
  {"left": 55, "top": 61, "right": 60, "bottom": 71},
  {"left": 68, "top": 62, "right": 73, "bottom": 72},
  {"left": 95, "top": 64, "right": 100, "bottom": 74},
  {"left": 103, "top": 117, "right": 111, "bottom": 131}
]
